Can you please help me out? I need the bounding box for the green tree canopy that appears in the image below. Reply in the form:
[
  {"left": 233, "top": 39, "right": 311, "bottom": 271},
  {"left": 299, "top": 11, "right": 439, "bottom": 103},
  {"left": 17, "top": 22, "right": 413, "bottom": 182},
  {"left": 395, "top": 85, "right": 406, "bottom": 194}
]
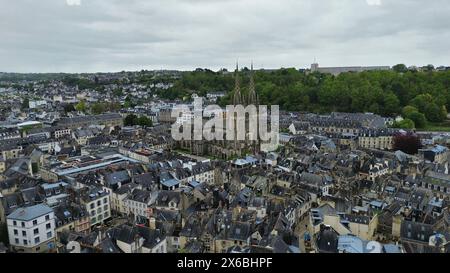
[
  {"left": 402, "top": 105, "right": 419, "bottom": 117},
  {"left": 392, "top": 64, "right": 408, "bottom": 73},
  {"left": 91, "top": 102, "right": 106, "bottom": 115},
  {"left": 124, "top": 114, "right": 139, "bottom": 126},
  {"left": 137, "top": 116, "right": 153, "bottom": 127},
  {"left": 21, "top": 97, "right": 30, "bottom": 110},
  {"left": 408, "top": 111, "right": 427, "bottom": 128},
  {"left": 75, "top": 100, "right": 87, "bottom": 112},
  {"left": 393, "top": 118, "right": 415, "bottom": 129}
]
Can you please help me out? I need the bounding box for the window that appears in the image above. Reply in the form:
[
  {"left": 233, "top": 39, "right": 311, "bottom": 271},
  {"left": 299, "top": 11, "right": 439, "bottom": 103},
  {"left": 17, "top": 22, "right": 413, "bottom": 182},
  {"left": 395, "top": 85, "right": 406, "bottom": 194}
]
[
  {"left": 23, "top": 240, "right": 28, "bottom": 245},
  {"left": 47, "top": 232, "right": 52, "bottom": 239},
  {"left": 22, "top": 231, "right": 26, "bottom": 236},
  {"left": 103, "top": 198, "right": 108, "bottom": 204},
  {"left": 15, "top": 238, "right": 19, "bottom": 244},
  {"left": 45, "top": 215, "right": 50, "bottom": 221},
  {"left": 90, "top": 203, "right": 95, "bottom": 209},
  {"left": 14, "top": 229, "right": 18, "bottom": 235},
  {"left": 13, "top": 221, "right": 17, "bottom": 226},
  {"left": 46, "top": 223, "right": 51, "bottom": 230},
  {"left": 33, "top": 228, "right": 39, "bottom": 235},
  {"left": 21, "top": 222, "right": 25, "bottom": 228},
  {"left": 104, "top": 205, "right": 108, "bottom": 211},
  {"left": 32, "top": 220, "right": 38, "bottom": 226},
  {"left": 97, "top": 200, "right": 101, "bottom": 206},
  {"left": 34, "top": 237, "right": 40, "bottom": 244}
]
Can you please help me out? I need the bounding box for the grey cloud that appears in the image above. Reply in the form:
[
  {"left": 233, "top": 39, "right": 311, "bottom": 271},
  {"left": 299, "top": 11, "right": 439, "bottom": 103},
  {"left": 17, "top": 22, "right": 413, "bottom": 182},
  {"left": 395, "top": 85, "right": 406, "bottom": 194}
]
[{"left": 0, "top": 0, "right": 449, "bottom": 73}]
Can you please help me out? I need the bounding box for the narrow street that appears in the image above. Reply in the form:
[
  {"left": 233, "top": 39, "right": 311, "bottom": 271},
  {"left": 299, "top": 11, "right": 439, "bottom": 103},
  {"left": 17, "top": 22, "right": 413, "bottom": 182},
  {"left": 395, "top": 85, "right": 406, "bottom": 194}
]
[{"left": 295, "top": 213, "right": 311, "bottom": 253}]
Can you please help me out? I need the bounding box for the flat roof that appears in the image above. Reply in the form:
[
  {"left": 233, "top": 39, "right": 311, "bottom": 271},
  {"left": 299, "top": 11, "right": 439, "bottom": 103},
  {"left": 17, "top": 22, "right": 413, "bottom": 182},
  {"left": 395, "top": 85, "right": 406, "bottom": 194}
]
[
  {"left": 8, "top": 204, "right": 53, "bottom": 221},
  {"left": 17, "top": 121, "right": 42, "bottom": 127},
  {"left": 56, "top": 154, "right": 139, "bottom": 176}
]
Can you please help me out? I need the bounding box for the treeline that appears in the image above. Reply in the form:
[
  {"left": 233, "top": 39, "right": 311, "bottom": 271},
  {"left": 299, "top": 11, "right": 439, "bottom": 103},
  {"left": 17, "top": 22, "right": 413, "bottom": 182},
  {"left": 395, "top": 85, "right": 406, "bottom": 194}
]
[
  {"left": 159, "top": 69, "right": 234, "bottom": 100},
  {"left": 62, "top": 76, "right": 100, "bottom": 90},
  {"left": 0, "top": 72, "right": 70, "bottom": 82},
  {"left": 162, "top": 67, "right": 450, "bottom": 124},
  {"left": 69, "top": 100, "right": 121, "bottom": 114}
]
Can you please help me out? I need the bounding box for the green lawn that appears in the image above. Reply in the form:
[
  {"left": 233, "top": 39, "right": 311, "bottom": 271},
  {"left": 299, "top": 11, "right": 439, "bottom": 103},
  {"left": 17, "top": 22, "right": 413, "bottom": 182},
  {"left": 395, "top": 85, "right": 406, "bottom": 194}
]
[{"left": 419, "top": 121, "right": 450, "bottom": 132}]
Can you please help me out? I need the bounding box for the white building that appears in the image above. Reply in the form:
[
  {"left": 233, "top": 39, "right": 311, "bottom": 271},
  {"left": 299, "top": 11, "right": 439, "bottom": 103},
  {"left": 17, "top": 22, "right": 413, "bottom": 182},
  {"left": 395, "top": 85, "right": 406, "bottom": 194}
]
[
  {"left": 7, "top": 204, "right": 56, "bottom": 253},
  {"left": 82, "top": 189, "right": 112, "bottom": 227},
  {"left": 124, "top": 189, "right": 155, "bottom": 221},
  {"left": 54, "top": 128, "right": 72, "bottom": 139},
  {"left": 29, "top": 100, "right": 47, "bottom": 109}
]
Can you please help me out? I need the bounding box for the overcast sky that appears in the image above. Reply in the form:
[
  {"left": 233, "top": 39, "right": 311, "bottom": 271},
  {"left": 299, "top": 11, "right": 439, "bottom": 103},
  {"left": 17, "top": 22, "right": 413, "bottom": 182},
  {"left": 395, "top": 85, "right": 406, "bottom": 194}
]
[{"left": 1, "top": 0, "right": 449, "bottom": 73}]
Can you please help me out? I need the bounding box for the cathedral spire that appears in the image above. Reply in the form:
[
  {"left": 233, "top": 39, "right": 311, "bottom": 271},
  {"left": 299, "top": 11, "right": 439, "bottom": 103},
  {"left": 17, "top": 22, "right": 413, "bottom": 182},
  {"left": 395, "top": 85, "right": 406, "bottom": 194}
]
[
  {"left": 247, "top": 61, "right": 258, "bottom": 106},
  {"left": 232, "top": 60, "right": 242, "bottom": 106}
]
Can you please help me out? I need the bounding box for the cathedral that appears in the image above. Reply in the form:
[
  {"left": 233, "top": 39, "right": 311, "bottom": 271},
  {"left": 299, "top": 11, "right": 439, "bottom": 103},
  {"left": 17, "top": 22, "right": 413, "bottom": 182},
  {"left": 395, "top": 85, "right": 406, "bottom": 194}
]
[
  {"left": 230, "top": 62, "right": 261, "bottom": 155},
  {"left": 176, "top": 63, "right": 262, "bottom": 160}
]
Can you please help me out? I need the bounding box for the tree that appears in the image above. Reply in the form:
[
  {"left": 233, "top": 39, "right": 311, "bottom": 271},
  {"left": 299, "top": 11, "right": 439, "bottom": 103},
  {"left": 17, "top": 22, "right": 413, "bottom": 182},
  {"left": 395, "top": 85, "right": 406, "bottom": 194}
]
[
  {"left": 137, "top": 116, "right": 153, "bottom": 127},
  {"left": 402, "top": 104, "right": 426, "bottom": 128},
  {"left": 63, "top": 104, "right": 76, "bottom": 113},
  {"left": 425, "top": 103, "right": 443, "bottom": 122},
  {"left": 402, "top": 105, "right": 418, "bottom": 118},
  {"left": 410, "top": 94, "right": 446, "bottom": 122},
  {"left": 393, "top": 132, "right": 422, "bottom": 155},
  {"left": 113, "top": 88, "right": 124, "bottom": 97},
  {"left": 124, "top": 114, "right": 139, "bottom": 126},
  {"left": 21, "top": 97, "right": 29, "bottom": 110},
  {"left": 408, "top": 111, "right": 427, "bottom": 128},
  {"left": 424, "top": 64, "right": 435, "bottom": 72},
  {"left": 75, "top": 100, "right": 87, "bottom": 113},
  {"left": 393, "top": 64, "right": 408, "bottom": 73},
  {"left": 440, "top": 105, "right": 448, "bottom": 121},
  {"left": 108, "top": 102, "right": 122, "bottom": 112},
  {"left": 123, "top": 96, "right": 136, "bottom": 109},
  {"left": 393, "top": 118, "right": 415, "bottom": 129},
  {"left": 91, "top": 103, "right": 106, "bottom": 115},
  {"left": 382, "top": 93, "right": 400, "bottom": 116}
]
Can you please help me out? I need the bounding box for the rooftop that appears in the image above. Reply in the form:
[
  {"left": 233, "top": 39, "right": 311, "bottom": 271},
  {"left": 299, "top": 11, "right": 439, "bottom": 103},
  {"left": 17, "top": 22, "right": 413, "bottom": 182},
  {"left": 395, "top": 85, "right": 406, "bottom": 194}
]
[{"left": 7, "top": 204, "right": 53, "bottom": 221}]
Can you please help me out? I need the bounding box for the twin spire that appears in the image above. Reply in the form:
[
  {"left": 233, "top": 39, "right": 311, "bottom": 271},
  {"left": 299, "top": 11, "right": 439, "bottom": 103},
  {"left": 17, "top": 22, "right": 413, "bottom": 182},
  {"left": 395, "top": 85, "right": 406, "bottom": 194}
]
[{"left": 232, "top": 61, "right": 258, "bottom": 106}]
